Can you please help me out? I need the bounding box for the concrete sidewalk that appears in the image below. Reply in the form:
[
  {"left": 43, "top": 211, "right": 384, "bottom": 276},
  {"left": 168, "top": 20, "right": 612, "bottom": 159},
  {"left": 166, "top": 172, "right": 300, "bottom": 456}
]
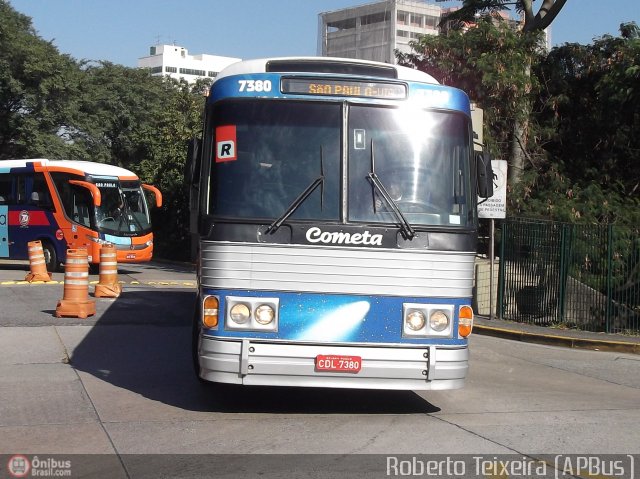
[{"left": 474, "top": 316, "right": 640, "bottom": 355}]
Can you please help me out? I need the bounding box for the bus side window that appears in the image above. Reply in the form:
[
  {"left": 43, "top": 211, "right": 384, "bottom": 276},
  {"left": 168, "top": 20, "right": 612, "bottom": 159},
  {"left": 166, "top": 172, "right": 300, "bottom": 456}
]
[
  {"left": 0, "top": 174, "right": 11, "bottom": 204},
  {"left": 71, "top": 186, "right": 92, "bottom": 228},
  {"left": 15, "top": 174, "right": 27, "bottom": 204},
  {"left": 31, "top": 174, "right": 54, "bottom": 211}
]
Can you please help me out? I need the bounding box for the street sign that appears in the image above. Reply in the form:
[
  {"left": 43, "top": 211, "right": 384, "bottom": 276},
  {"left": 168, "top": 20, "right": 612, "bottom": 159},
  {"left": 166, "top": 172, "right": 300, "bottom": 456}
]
[{"left": 478, "top": 160, "right": 507, "bottom": 219}]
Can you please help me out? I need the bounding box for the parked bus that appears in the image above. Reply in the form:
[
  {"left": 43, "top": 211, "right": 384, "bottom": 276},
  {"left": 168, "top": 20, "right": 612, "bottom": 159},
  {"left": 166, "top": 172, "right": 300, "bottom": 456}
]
[
  {"left": 0, "top": 159, "right": 162, "bottom": 270},
  {"left": 187, "top": 57, "right": 493, "bottom": 390}
]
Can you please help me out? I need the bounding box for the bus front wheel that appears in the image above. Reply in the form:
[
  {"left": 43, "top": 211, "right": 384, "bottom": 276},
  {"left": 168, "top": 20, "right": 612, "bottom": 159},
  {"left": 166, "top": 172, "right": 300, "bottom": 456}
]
[{"left": 41, "top": 240, "right": 59, "bottom": 272}]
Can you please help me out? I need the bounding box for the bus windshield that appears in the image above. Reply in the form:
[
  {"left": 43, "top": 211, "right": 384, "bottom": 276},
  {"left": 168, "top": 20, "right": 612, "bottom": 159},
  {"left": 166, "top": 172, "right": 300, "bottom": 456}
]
[
  {"left": 95, "top": 180, "right": 151, "bottom": 234},
  {"left": 348, "top": 105, "right": 474, "bottom": 227},
  {"left": 208, "top": 100, "right": 473, "bottom": 227}
]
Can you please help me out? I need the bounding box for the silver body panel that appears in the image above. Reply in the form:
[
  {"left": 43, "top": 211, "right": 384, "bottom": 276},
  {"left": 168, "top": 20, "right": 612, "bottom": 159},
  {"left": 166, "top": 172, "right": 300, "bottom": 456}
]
[
  {"left": 198, "top": 337, "right": 468, "bottom": 390},
  {"left": 200, "top": 241, "right": 475, "bottom": 297}
]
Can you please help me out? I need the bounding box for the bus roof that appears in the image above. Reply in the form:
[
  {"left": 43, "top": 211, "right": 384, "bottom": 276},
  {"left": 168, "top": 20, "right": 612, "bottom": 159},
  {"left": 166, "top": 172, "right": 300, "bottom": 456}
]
[
  {"left": 0, "top": 159, "right": 140, "bottom": 179},
  {"left": 215, "top": 57, "right": 439, "bottom": 84}
]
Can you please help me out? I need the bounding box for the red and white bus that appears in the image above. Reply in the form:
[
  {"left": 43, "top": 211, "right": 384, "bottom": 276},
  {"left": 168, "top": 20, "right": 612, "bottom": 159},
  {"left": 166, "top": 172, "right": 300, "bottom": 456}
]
[{"left": 0, "top": 159, "right": 161, "bottom": 270}]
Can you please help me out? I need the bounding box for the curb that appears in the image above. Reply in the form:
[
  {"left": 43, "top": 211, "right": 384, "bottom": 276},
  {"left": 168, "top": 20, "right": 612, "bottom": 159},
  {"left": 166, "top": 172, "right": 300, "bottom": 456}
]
[{"left": 474, "top": 324, "right": 640, "bottom": 355}]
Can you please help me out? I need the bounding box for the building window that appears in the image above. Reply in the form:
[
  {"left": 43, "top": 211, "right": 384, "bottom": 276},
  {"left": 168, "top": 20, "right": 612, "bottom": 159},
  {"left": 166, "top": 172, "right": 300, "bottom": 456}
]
[
  {"left": 397, "top": 11, "right": 408, "bottom": 25},
  {"left": 179, "top": 68, "right": 206, "bottom": 76},
  {"left": 410, "top": 14, "right": 423, "bottom": 27},
  {"left": 327, "top": 18, "right": 357, "bottom": 32},
  {"left": 360, "top": 11, "right": 390, "bottom": 25},
  {"left": 397, "top": 30, "right": 409, "bottom": 37},
  {"left": 208, "top": 71, "right": 218, "bottom": 78},
  {"left": 148, "top": 66, "right": 162, "bottom": 74},
  {"left": 410, "top": 32, "right": 423, "bottom": 40},
  {"left": 166, "top": 66, "right": 177, "bottom": 73},
  {"left": 425, "top": 15, "right": 438, "bottom": 29}
]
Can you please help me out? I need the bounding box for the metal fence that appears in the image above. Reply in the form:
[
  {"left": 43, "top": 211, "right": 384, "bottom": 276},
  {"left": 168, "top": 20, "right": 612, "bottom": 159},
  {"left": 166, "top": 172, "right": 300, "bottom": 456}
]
[{"left": 493, "top": 218, "right": 640, "bottom": 334}]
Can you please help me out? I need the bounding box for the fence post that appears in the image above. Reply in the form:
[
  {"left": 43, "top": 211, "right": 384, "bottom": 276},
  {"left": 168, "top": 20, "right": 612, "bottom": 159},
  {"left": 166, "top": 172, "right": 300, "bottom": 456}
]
[
  {"left": 605, "top": 224, "right": 614, "bottom": 333},
  {"left": 497, "top": 220, "right": 507, "bottom": 319},
  {"left": 558, "top": 224, "right": 568, "bottom": 323}
]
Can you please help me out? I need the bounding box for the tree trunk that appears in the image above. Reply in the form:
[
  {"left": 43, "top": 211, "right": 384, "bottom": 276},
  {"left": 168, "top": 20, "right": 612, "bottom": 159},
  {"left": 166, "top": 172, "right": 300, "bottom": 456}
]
[
  {"left": 508, "top": 61, "right": 532, "bottom": 186},
  {"left": 509, "top": 115, "right": 528, "bottom": 185}
]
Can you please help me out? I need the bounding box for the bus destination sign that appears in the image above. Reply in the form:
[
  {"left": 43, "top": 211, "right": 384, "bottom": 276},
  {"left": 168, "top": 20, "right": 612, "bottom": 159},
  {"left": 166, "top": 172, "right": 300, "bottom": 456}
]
[{"left": 281, "top": 78, "right": 407, "bottom": 100}]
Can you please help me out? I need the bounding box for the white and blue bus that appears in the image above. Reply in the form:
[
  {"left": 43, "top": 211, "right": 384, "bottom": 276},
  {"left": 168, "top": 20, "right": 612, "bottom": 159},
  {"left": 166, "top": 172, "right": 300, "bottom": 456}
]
[{"left": 187, "top": 57, "right": 493, "bottom": 390}]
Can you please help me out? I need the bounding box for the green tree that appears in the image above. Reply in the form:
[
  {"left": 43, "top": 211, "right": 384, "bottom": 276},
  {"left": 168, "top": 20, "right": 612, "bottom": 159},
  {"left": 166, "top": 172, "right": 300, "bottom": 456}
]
[
  {"left": 0, "top": 0, "right": 81, "bottom": 160},
  {"left": 525, "top": 22, "right": 640, "bottom": 225},
  {"left": 433, "top": 0, "right": 568, "bottom": 185}
]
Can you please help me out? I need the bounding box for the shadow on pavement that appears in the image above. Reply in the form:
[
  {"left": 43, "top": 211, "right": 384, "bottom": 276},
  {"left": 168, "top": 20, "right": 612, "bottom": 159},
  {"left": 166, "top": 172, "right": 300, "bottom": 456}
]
[{"left": 69, "top": 289, "right": 439, "bottom": 415}]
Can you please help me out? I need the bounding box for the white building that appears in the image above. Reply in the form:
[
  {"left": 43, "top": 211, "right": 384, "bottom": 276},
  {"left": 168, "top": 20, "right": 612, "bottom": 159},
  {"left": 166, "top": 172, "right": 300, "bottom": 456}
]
[
  {"left": 318, "top": 0, "right": 442, "bottom": 64},
  {"left": 137, "top": 44, "right": 241, "bottom": 83}
]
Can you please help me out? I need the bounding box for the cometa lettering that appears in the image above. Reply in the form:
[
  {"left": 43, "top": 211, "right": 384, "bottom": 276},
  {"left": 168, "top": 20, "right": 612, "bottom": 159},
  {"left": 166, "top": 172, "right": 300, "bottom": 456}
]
[{"left": 305, "top": 227, "right": 383, "bottom": 246}]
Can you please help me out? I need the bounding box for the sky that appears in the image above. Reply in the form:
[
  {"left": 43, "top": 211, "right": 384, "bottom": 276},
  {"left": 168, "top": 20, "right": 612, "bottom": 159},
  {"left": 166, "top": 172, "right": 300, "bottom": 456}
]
[{"left": 8, "top": 0, "right": 640, "bottom": 67}]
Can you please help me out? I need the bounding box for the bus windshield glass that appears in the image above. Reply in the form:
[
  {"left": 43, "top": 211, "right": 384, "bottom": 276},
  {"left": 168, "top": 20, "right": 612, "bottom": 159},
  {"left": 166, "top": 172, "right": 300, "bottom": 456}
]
[
  {"left": 209, "top": 100, "right": 341, "bottom": 220},
  {"left": 348, "top": 106, "right": 473, "bottom": 227},
  {"left": 95, "top": 179, "right": 151, "bottom": 234}
]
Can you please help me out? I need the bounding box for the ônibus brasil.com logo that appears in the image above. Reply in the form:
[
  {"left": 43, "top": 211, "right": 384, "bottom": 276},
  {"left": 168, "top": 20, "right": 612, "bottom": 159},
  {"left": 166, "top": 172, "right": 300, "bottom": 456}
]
[
  {"left": 7, "top": 455, "right": 72, "bottom": 477},
  {"left": 7, "top": 455, "right": 30, "bottom": 478}
]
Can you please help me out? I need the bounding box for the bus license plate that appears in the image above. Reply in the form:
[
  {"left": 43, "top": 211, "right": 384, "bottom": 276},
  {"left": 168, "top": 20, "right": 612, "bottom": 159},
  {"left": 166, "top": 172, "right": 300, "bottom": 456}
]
[{"left": 315, "top": 355, "right": 362, "bottom": 373}]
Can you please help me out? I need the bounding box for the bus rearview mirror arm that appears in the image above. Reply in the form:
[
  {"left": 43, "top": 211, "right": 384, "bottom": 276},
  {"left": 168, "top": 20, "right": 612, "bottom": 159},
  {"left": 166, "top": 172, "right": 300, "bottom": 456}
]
[
  {"left": 476, "top": 152, "right": 494, "bottom": 199},
  {"left": 69, "top": 180, "right": 102, "bottom": 207},
  {"left": 142, "top": 184, "right": 163, "bottom": 208}
]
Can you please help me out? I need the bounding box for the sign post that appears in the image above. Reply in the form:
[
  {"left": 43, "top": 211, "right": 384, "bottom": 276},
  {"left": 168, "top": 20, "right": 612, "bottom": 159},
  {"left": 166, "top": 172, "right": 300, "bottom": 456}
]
[{"left": 478, "top": 160, "right": 508, "bottom": 320}]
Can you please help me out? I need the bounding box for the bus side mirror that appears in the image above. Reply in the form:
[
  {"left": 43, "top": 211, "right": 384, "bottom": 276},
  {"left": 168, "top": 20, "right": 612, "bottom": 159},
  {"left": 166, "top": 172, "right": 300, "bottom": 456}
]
[
  {"left": 69, "top": 180, "right": 102, "bottom": 207},
  {"left": 476, "top": 152, "right": 494, "bottom": 199},
  {"left": 142, "top": 184, "right": 162, "bottom": 208},
  {"left": 186, "top": 138, "right": 202, "bottom": 188},
  {"left": 187, "top": 138, "right": 203, "bottom": 236}
]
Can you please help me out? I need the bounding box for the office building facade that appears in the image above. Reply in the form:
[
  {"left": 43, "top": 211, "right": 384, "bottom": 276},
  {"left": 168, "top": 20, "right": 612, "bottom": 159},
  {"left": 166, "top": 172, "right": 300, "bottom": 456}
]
[
  {"left": 318, "top": 0, "right": 442, "bottom": 64},
  {"left": 138, "top": 44, "right": 240, "bottom": 83}
]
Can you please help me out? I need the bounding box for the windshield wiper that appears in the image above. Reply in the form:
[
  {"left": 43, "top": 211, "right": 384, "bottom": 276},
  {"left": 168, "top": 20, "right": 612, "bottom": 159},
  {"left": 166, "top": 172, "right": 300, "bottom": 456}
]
[
  {"left": 265, "top": 147, "right": 325, "bottom": 234},
  {"left": 367, "top": 140, "right": 416, "bottom": 240},
  {"left": 120, "top": 192, "right": 144, "bottom": 231}
]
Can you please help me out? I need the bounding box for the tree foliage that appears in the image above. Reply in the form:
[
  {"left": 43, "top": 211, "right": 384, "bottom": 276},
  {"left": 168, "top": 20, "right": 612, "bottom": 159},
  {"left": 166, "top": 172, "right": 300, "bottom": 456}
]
[
  {"left": 0, "top": 0, "right": 81, "bottom": 159},
  {"left": 524, "top": 22, "right": 640, "bottom": 225},
  {"left": 443, "top": 0, "right": 567, "bottom": 33}
]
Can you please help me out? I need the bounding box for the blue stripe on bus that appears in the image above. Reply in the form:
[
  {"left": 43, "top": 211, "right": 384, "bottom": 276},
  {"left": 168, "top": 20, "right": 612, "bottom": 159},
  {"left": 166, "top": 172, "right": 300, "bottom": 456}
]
[
  {"left": 201, "top": 288, "right": 469, "bottom": 346},
  {"left": 210, "top": 74, "right": 471, "bottom": 114}
]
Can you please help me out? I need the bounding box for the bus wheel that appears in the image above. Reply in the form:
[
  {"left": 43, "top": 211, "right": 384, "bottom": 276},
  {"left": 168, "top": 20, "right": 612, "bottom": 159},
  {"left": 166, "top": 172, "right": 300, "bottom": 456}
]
[
  {"left": 191, "top": 299, "right": 206, "bottom": 382},
  {"left": 41, "top": 241, "right": 58, "bottom": 272}
]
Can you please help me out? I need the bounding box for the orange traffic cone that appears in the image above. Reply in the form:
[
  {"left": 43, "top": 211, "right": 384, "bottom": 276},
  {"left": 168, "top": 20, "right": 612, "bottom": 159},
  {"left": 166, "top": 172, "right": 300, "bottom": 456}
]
[
  {"left": 94, "top": 243, "right": 122, "bottom": 298},
  {"left": 25, "top": 240, "right": 52, "bottom": 282},
  {"left": 55, "top": 249, "right": 96, "bottom": 319}
]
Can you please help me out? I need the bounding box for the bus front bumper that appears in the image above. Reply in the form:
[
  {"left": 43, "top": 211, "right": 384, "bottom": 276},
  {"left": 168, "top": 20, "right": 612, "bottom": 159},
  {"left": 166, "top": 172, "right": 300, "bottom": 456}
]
[{"left": 198, "top": 337, "right": 468, "bottom": 390}]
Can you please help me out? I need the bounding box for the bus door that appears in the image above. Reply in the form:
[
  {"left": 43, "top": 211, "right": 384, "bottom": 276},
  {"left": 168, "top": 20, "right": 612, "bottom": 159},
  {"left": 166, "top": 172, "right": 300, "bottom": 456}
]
[{"left": 0, "top": 170, "right": 9, "bottom": 258}]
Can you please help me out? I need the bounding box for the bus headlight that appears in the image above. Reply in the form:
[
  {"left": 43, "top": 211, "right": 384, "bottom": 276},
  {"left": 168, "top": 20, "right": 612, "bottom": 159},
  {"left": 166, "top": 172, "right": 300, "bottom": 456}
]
[
  {"left": 225, "top": 296, "right": 279, "bottom": 331},
  {"left": 255, "top": 304, "right": 275, "bottom": 325},
  {"left": 230, "top": 303, "right": 251, "bottom": 324},
  {"left": 403, "top": 303, "right": 454, "bottom": 337},
  {"left": 429, "top": 310, "right": 449, "bottom": 332},
  {"left": 406, "top": 310, "right": 426, "bottom": 331}
]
